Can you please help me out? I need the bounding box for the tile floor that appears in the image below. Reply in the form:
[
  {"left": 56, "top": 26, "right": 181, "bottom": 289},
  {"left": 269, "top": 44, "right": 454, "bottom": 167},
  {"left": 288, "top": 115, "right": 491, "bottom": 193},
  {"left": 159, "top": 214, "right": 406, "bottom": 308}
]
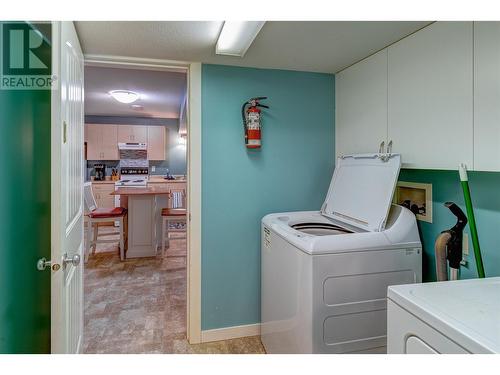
[{"left": 83, "top": 225, "right": 265, "bottom": 354}]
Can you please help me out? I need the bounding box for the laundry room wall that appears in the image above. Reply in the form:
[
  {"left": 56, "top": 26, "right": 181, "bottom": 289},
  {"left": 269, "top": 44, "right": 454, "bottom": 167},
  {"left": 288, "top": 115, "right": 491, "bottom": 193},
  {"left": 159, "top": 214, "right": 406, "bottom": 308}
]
[
  {"left": 0, "top": 22, "right": 51, "bottom": 353},
  {"left": 398, "top": 169, "right": 500, "bottom": 282},
  {"left": 201, "top": 64, "right": 335, "bottom": 330}
]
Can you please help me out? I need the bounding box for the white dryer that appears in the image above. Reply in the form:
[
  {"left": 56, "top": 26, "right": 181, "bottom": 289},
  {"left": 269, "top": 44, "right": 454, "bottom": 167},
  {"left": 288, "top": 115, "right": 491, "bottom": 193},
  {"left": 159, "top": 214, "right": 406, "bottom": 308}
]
[
  {"left": 387, "top": 277, "right": 500, "bottom": 354},
  {"left": 261, "top": 153, "right": 422, "bottom": 354}
]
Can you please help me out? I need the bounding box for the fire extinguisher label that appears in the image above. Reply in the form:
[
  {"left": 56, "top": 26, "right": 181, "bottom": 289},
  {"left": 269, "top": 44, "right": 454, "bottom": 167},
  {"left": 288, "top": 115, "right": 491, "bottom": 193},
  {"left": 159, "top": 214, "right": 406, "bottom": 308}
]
[
  {"left": 247, "top": 112, "right": 260, "bottom": 129},
  {"left": 247, "top": 139, "right": 261, "bottom": 146}
]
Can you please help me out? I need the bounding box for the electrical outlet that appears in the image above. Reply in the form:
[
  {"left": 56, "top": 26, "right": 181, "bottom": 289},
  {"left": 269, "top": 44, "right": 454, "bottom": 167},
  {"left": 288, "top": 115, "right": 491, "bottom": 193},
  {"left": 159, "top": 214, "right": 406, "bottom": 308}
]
[{"left": 151, "top": 166, "right": 156, "bottom": 172}]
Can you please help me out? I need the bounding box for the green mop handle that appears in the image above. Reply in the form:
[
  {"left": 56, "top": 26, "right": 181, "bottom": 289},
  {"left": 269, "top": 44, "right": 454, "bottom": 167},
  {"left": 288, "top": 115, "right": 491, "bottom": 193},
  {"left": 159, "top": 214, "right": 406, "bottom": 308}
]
[{"left": 459, "top": 163, "right": 486, "bottom": 278}]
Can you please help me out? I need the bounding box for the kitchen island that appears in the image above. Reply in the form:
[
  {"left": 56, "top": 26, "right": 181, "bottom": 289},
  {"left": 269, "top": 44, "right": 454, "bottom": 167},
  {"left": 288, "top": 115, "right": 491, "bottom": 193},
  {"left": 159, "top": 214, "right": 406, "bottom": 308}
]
[{"left": 112, "top": 186, "right": 170, "bottom": 258}]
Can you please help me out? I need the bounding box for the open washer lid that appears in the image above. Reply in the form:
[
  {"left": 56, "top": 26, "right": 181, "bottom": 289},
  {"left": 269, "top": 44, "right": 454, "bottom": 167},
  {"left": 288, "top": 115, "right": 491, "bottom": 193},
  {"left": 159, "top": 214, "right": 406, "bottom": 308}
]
[{"left": 321, "top": 153, "right": 401, "bottom": 232}]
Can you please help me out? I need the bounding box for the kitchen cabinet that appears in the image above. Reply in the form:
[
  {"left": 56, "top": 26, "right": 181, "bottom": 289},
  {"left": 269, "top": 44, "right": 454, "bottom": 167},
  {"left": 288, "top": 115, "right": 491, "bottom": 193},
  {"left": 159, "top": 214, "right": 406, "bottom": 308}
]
[
  {"left": 117, "top": 125, "right": 147, "bottom": 143},
  {"left": 91, "top": 183, "right": 115, "bottom": 209},
  {"left": 335, "top": 49, "right": 388, "bottom": 158},
  {"left": 86, "top": 124, "right": 119, "bottom": 160},
  {"left": 387, "top": 22, "right": 473, "bottom": 169},
  {"left": 86, "top": 124, "right": 167, "bottom": 161},
  {"left": 473, "top": 22, "right": 500, "bottom": 171},
  {"left": 147, "top": 126, "right": 166, "bottom": 160}
]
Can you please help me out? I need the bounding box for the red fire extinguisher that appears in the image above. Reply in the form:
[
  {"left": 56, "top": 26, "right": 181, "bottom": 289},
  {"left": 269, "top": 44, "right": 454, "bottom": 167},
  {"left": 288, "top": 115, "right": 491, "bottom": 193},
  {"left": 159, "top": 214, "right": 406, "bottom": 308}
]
[{"left": 242, "top": 97, "right": 269, "bottom": 149}]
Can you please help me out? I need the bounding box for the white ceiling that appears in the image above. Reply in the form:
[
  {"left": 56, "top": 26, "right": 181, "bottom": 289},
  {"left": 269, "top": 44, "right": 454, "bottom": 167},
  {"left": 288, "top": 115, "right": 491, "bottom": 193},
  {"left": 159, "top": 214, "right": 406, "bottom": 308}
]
[
  {"left": 84, "top": 66, "right": 186, "bottom": 118},
  {"left": 75, "top": 21, "right": 432, "bottom": 73}
]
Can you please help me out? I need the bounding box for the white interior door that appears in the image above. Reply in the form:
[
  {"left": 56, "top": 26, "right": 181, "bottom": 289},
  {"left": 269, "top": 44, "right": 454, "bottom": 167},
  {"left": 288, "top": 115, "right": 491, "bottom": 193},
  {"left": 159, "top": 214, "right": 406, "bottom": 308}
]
[{"left": 51, "top": 21, "right": 85, "bottom": 354}]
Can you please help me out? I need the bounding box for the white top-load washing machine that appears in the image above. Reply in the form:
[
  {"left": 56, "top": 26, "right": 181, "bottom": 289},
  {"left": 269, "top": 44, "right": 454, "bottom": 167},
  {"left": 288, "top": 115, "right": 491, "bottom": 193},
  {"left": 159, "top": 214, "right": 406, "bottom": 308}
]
[
  {"left": 387, "top": 277, "right": 500, "bottom": 354},
  {"left": 261, "top": 153, "right": 422, "bottom": 354}
]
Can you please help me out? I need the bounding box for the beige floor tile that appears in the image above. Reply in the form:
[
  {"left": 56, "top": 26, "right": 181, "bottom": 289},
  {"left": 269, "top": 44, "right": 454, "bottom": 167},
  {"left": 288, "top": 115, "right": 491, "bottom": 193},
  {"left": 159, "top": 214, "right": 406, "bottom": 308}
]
[{"left": 83, "top": 226, "right": 265, "bottom": 354}]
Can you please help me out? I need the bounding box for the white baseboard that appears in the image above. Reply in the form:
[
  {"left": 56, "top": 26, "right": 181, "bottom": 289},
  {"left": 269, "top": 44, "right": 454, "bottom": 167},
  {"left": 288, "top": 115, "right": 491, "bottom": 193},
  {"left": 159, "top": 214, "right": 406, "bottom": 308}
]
[{"left": 201, "top": 323, "right": 261, "bottom": 343}]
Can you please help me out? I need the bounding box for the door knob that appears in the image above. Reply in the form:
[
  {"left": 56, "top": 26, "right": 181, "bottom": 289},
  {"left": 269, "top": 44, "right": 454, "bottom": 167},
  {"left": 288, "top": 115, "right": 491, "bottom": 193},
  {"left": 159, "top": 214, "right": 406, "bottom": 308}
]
[
  {"left": 62, "top": 253, "right": 81, "bottom": 268},
  {"left": 37, "top": 258, "right": 61, "bottom": 271}
]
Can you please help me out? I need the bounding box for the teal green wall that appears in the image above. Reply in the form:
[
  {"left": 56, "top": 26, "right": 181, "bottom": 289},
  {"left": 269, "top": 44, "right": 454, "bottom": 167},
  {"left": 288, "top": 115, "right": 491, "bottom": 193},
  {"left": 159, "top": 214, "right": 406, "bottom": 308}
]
[
  {"left": 0, "top": 22, "right": 51, "bottom": 353},
  {"left": 201, "top": 64, "right": 335, "bottom": 330},
  {"left": 399, "top": 169, "right": 500, "bottom": 282}
]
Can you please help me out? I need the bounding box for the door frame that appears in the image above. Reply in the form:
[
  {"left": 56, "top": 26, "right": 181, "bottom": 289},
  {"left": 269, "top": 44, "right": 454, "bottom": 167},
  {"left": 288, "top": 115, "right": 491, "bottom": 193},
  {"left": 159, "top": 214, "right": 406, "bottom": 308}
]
[{"left": 83, "top": 54, "right": 202, "bottom": 344}]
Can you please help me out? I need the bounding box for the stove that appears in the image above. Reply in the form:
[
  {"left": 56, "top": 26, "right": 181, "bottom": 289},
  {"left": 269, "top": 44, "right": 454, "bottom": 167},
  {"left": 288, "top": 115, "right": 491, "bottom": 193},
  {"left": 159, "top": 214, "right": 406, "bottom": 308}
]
[{"left": 115, "top": 167, "right": 149, "bottom": 187}]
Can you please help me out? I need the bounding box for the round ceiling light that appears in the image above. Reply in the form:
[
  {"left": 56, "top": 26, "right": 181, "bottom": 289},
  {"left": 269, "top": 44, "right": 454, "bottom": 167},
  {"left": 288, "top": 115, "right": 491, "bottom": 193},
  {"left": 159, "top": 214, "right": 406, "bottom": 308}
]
[{"left": 109, "top": 90, "right": 139, "bottom": 104}]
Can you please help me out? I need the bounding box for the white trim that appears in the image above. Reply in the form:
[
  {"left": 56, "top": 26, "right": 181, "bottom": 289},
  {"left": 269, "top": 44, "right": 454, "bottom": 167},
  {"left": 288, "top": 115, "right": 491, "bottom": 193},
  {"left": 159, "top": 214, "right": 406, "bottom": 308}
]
[
  {"left": 84, "top": 54, "right": 190, "bottom": 72},
  {"left": 51, "top": 20, "right": 63, "bottom": 354},
  {"left": 187, "top": 62, "right": 202, "bottom": 344},
  {"left": 201, "top": 323, "right": 261, "bottom": 343},
  {"left": 80, "top": 55, "right": 203, "bottom": 344}
]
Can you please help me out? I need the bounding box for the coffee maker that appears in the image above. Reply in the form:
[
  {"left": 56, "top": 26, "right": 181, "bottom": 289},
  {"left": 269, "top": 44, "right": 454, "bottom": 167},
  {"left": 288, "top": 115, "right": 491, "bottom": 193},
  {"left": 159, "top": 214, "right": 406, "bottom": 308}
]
[{"left": 94, "top": 163, "right": 105, "bottom": 181}]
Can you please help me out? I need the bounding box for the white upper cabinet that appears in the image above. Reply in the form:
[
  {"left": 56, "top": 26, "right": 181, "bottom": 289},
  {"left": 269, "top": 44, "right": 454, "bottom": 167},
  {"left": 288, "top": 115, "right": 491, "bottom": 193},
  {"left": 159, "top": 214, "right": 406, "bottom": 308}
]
[
  {"left": 473, "top": 22, "right": 500, "bottom": 171},
  {"left": 85, "top": 124, "right": 119, "bottom": 160},
  {"left": 147, "top": 126, "right": 166, "bottom": 160},
  {"left": 117, "top": 125, "right": 147, "bottom": 143},
  {"left": 387, "top": 22, "right": 473, "bottom": 169},
  {"left": 336, "top": 49, "right": 388, "bottom": 159}
]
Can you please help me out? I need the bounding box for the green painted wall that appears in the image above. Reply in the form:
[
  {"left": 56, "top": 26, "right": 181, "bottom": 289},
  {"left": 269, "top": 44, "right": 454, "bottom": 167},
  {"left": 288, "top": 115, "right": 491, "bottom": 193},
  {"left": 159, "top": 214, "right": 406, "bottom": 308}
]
[
  {"left": 201, "top": 64, "right": 335, "bottom": 330},
  {"left": 0, "top": 22, "right": 51, "bottom": 353},
  {"left": 399, "top": 169, "right": 500, "bottom": 282}
]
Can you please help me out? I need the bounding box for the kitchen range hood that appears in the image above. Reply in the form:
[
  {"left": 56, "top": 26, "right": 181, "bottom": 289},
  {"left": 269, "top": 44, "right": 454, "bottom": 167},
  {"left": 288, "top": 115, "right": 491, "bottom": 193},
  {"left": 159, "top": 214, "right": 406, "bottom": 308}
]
[{"left": 118, "top": 142, "right": 147, "bottom": 150}]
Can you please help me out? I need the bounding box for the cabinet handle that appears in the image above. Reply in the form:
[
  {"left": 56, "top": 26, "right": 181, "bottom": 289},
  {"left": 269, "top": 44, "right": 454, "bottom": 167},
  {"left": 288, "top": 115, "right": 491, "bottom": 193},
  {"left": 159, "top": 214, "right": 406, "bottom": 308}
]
[
  {"left": 379, "top": 141, "right": 385, "bottom": 154},
  {"left": 387, "top": 140, "right": 393, "bottom": 154}
]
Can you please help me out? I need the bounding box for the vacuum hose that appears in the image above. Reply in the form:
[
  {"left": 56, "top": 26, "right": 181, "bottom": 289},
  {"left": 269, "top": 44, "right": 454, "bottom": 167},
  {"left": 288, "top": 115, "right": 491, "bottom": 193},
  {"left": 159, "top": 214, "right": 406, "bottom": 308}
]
[
  {"left": 435, "top": 232, "right": 451, "bottom": 281},
  {"left": 434, "top": 202, "right": 467, "bottom": 281}
]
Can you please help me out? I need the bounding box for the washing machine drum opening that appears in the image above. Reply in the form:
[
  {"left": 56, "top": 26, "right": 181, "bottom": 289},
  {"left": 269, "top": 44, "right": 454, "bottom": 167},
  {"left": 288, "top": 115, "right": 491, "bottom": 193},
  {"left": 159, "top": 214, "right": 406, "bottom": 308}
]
[{"left": 290, "top": 222, "right": 353, "bottom": 236}]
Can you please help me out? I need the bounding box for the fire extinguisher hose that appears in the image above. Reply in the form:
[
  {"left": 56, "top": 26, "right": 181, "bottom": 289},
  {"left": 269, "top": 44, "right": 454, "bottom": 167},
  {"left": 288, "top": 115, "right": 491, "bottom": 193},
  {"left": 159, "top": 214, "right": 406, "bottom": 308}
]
[{"left": 241, "top": 102, "right": 249, "bottom": 143}]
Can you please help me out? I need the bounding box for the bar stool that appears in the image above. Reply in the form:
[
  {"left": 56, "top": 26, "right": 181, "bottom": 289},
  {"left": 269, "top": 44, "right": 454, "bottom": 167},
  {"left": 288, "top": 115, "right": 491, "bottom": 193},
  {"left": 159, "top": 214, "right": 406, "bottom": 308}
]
[
  {"left": 161, "top": 189, "right": 187, "bottom": 256},
  {"left": 84, "top": 182, "right": 128, "bottom": 262}
]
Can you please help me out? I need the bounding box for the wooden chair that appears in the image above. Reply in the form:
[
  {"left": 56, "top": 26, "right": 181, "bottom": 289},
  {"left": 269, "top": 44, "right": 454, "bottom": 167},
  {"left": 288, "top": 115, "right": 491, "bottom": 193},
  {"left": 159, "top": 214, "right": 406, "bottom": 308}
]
[
  {"left": 161, "top": 188, "right": 187, "bottom": 256},
  {"left": 84, "top": 182, "right": 127, "bottom": 262}
]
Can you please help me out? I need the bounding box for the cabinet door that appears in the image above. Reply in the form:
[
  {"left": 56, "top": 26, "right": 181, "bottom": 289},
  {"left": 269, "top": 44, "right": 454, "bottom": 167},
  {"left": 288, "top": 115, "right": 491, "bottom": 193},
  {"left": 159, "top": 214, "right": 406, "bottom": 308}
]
[
  {"left": 388, "top": 22, "right": 473, "bottom": 169},
  {"left": 147, "top": 126, "right": 166, "bottom": 160},
  {"left": 335, "top": 49, "right": 388, "bottom": 159},
  {"left": 474, "top": 22, "right": 500, "bottom": 171},
  {"left": 133, "top": 125, "right": 148, "bottom": 143},
  {"left": 86, "top": 124, "right": 102, "bottom": 160},
  {"left": 117, "top": 125, "right": 147, "bottom": 143},
  {"left": 92, "top": 184, "right": 115, "bottom": 208},
  {"left": 117, "top": 125, "right": 134, "bottom": 143},
  {"left": 100, "top": 124, "right": 118, "bottom": 160}
]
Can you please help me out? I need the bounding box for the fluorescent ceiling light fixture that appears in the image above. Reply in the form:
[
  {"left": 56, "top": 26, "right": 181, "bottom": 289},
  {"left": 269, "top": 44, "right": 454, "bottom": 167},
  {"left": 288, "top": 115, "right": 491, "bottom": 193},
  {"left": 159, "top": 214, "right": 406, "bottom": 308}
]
[
  {"left": 109, "top": 90, "right": 139, "bottom": 104},
  {"left": 216, "top": 21, "right": 265, "bottom": 57}
]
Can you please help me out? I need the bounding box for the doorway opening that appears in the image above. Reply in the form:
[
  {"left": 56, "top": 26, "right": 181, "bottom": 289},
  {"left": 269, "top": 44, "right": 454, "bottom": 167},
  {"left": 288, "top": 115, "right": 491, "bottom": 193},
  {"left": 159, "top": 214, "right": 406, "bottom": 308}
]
[{"left": 82, "top": 62, "right": 190, "bottom": 353}]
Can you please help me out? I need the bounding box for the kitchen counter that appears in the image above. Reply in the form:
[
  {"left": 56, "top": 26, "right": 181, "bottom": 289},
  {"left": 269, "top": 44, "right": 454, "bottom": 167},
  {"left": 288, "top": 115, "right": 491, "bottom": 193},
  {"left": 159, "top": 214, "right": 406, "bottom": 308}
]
[
  {"left": 89, "top": 177, "right": 186, "bottom": 184},
  {"left": 112, "top": 185, "right": 170, "bottom": 195},
  {"left": 113, "top": 185, "right": 174, "bottom": 259},
  {"left": 88, "top": 180, "right": 116, "bottom": 184},
  {"left": 148, "top": 176, "right": 187, "bottom": 183}
]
